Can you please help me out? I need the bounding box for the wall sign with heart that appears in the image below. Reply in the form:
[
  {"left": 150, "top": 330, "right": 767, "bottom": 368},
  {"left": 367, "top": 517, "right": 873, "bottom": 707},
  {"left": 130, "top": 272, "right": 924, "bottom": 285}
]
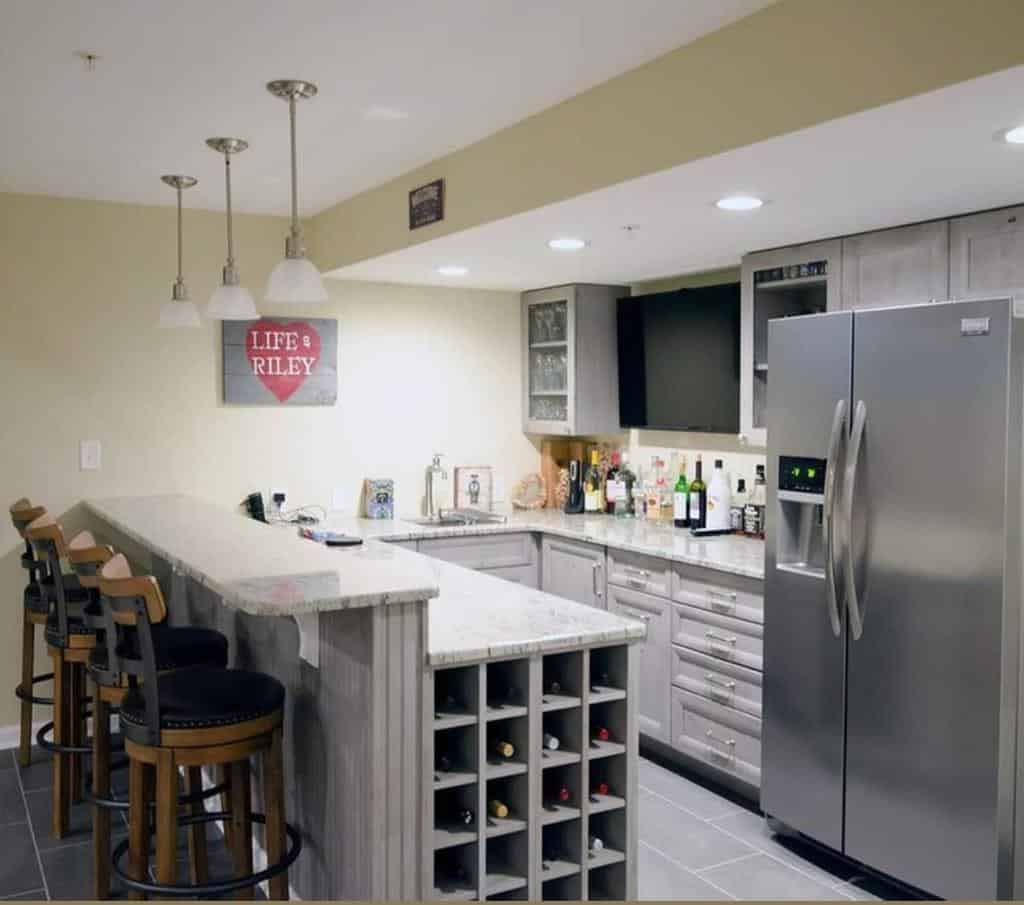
[{"left": 223, "top": 317, "right": 338, "bottom": 405}]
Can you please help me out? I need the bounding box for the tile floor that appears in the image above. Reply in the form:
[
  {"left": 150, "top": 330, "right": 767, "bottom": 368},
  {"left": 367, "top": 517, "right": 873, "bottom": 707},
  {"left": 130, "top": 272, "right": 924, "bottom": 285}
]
[{"left": 0, "top": 744, "right": 925, "bottom": 900}]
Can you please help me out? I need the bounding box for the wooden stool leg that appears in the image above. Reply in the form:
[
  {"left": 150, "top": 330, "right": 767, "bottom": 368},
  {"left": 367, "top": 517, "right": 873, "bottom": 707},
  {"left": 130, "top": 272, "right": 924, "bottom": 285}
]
[
  {"left": 51, "top": 649, "right": 70, "bottom": 838},
  {"left": 184, "top": 766, "right": 209, "bottom": 886},
  {"left": 154, "top": 748, "right": 178, "bottom": 891},
  {"left": 18, "top": 610, "right": 34, "bottom": 767},
  {"left": 128, "top": 759, "right": 152, "bottom": 901},
  {"left": 69, "top": 663, "right": 84, "bottom": 804},
  {"left": 217, "top": 763, "right": 234, "bottom": 851},
  {"left": 92, "top": 694, "right": 111, "bottom": 900},
  {"left": 229, "top": 758, "right": 254, "bottom": 900},
  {"left": 262, "top": 728, "right": 288, "bottom": 901}
]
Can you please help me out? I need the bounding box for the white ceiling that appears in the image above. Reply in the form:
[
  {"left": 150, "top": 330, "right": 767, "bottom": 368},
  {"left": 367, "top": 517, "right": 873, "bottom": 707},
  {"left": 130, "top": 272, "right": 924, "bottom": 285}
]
[
  {"left": 0, "top": 0, "right": 771, "bottom": 215},
  {"left": 330, "top": 65, "right": 1024, "bottom": 290}
]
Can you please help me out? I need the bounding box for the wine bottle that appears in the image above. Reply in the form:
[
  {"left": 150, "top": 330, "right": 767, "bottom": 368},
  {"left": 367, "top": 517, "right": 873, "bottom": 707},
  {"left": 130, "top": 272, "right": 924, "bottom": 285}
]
[
  {"left": 553, "top": 785, "right": 571, "bottom": 803},
  {"left": 705, "top": 459, "right": 732, "bottom": 531},
  {"left": 593, "top": 780, "right": 610, "bottom": 796},
  {"left": 546, "top": 679, "right": 562, "bottom": 695},
  {"left": 493, "top": 740, "right": 515, "bottom": 759},
  {"left": 542, "top": 732, "right": 560, "bottom": 751},
  {"left": 457, "top": 808, "right": 475, "bottom": 826},
  {"left": 584, "top": 449, "right": 603, "bottom": 513},
  {"left": 618, "top": 451, "right": 636, "bottom": 518},
  {"left": 593, "top": 726, "right": 611, "bottom": 742},
  {"left": 689, "top": 455, "right": 707, "bottom": 530},
  {"left": 488, "top": 799, "right": 509, "bottom": 819},
  {"left": 436, "top": 753, "right": 453, "bottom": 773},
  {"left": 604, "top": 451, "right": 621, "bottom": 515},
  {"left": 589, "top": 835, "right": 604, "bottom": 853},
  {"left": 673, "top": 455, "right": 690, "bottom": 528}
]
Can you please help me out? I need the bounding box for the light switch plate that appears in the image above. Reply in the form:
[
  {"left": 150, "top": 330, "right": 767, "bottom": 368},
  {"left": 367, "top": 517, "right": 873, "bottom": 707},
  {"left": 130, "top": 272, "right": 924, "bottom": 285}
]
[{"left": 79, "top": 439, "right": 101, "bottom": 471}]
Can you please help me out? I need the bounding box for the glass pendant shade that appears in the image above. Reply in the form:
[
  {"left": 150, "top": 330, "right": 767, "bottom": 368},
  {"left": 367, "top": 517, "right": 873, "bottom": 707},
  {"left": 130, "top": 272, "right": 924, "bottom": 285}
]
[
  {"left": 206, "top": 284, "right": 259, "bottom": 320},
  {"left": 158, "top": 299, "right": 201, "bottom": 328},
  {"left": 265, "top": 256, "right": 328, "bottom": 303}
]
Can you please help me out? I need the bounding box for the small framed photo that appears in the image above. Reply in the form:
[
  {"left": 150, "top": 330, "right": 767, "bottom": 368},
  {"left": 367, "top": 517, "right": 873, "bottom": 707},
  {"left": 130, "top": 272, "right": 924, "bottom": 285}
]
[
  {"left": 454, "top": 466, "right": 493, "bottom": 511},
  {"left": 409, "top": 178, "right": 444, "bottom": 230}
]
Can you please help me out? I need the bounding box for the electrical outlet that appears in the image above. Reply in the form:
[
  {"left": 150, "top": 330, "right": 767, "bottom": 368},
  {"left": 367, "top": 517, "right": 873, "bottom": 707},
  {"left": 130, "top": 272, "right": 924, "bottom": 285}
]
[
  {"left": 79, "top": 440, "right": 101, "bottom": 471},
  {"left": 270, "top": 488, "right": 287, "bottom": 514}
]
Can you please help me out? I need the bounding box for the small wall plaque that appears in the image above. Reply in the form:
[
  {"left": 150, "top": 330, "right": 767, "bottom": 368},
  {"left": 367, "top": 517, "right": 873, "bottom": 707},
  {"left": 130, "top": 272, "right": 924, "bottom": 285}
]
[
  {"left": 409, "top": 178, "right": 444, "bottom": 230},
  {"left": 454, "top": 466, "right": 493, "bottom": 510}
]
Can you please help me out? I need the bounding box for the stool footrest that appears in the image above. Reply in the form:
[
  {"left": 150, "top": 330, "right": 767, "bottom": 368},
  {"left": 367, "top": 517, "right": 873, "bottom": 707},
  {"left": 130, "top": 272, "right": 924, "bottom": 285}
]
[
  {"left": 14, "top": 672, "right": 55, "bottom": 707},
  {"left": 110, "top": 811, "right": 301, "bottom": 898},
  {"left": 36, "top": 720, "right": 92, "bottom": 756}
]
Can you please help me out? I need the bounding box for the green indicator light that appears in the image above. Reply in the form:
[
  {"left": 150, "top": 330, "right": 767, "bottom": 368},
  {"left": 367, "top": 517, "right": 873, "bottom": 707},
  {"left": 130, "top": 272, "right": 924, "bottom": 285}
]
[
  {"left": 807, "top": 468, "right": 817, "bottom": 479},
  {"left": 792, "top": 467, "right": 801, "bottom": 477}
]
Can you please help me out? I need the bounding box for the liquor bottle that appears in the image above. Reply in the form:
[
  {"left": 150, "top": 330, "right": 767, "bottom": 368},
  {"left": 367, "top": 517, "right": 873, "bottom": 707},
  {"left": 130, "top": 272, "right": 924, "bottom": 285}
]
[
  {"left": 493, "top": 739, "right": 515, "bottom": 759},
  {"left": 592, "top": 780, "right": 610, "bottom": 796},
  {"left": 589, "top": 835, "right": 605, "bottom": 853},
  {"left": 593, "top": 726, "right": 611, "bottom": 742},
  {"left": 604, "top": 452, "right": 621, "bottom": 515},
  {"left": 673, "top": 456, "right": 690, "bottom": 528},
  {"left": 705, "top": 459, "right": 732, "bottom": 531},
  {"left": 730, "top": 479, "right": 747, "bottom": 533},
  {"left": 542, "top": 732, "right": 561, "bottom": 751},
  {"left": 489, "top": 799, "right": 510, "bottom": 819},
  {"left": 457, "top": 808, "right": 475, "bottom": 826},
  {"left": 745, "top": 465, "right": 767, "bottom": 538},
  {"left": 618, "top": 451, "right": 637, "bottom": 518},
  {"left": 689, "top": 455, "right": 707, "bottom": 529},
  {"left": 646, "top": 457, "right": 662, "bottom": 520},
  {"left": 584, "top": 449, "right": 603, "bottom": 513}
]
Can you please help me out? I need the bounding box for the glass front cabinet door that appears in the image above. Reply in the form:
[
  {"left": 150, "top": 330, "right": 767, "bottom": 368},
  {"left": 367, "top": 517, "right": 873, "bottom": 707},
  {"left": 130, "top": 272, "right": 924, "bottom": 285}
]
[{"left": 521, "top": 284, "right": 626, "bottom": 436}]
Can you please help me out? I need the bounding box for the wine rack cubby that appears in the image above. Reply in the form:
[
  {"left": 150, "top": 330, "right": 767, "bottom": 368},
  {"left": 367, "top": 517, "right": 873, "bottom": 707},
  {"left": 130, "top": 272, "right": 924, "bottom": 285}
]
[{"left": 424, "top": 644, "right": 637, "bottom": 900}]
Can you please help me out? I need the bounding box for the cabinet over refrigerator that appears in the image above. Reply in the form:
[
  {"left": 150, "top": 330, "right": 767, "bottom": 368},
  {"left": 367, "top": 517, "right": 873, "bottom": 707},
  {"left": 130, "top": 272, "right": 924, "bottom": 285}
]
[{"left": 761, "top": 297, "right": 1024, "bottom": 900}]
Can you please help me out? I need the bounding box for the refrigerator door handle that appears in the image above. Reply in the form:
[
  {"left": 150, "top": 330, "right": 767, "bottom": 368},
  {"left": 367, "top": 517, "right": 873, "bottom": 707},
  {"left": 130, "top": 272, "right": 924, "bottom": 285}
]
[
  {"left": 844, "top": 400, "right": 867, "bottom": 640},
  {"left": 823, "top": 398, "right": 847, "bottom": 638}
]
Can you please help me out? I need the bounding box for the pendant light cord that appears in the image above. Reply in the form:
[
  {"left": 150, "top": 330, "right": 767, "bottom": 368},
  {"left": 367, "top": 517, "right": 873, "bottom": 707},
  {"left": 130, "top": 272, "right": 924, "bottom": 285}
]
[
  {"left": 176, "top": 186, "right": 184, "bottom": 282},
  {"left": 224, "top": 154, "right": 235, "bottom": 268},
  {"left": 289, "top": 96, "right": 299, "bottom": 236}
]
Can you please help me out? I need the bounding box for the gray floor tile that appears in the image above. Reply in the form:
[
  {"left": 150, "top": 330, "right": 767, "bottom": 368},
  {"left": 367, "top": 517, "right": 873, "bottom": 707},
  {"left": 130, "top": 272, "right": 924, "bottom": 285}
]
[
  {"left": 0, "top": 751, "right": 15, "bottom": 771},
  {"left": 14, "top": 751, "right": 53, "bottom": 794},
  {"left": 0, "top": 771, "right": 26, "bottom": 827},
  {"left": 639, "top": 842, "right": 733, "bottom": 900},
  {"left": 40, "top": 840, "right": 129, "bottom": 901},
  {"left": 0, "top": 823, "right": 44, "bottom": 898},
  {"left": 639, "top": 759, "right": 744, "bottom": 820},
  {"left": 639, "top": 788, "right": 754, "bottom": 870},
  {"left": 710, "top": 809, "right": 858, "bottom": 886},
  {"left": 24, "top": 787, "right": 125, "bottom": 852},
  {"left": 1, "top": 891, "right": 47, "bottom": 901},
  {"left": 700, "top": 852, "right": 850, "bottom": 901}
]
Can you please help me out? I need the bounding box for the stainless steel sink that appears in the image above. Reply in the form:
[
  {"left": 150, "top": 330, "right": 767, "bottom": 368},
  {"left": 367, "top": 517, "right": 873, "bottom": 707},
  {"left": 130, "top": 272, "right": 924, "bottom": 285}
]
[{"left": 408, "top": 509, "right": 507, "bottom": 528}]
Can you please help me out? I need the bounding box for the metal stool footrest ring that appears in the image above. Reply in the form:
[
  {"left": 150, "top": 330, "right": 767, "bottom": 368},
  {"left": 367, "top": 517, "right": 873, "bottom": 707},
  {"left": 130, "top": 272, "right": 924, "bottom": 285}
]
[
  {"left": 36, "top": 719, "right": 93, "bottom": 756},
  {"left": 110, "top": 810, "right": 302, "bottom": 898},
  {"left": 84, "top": 768, "right": 228, "bottom": 813},
  {"left": 14, "top": 671, "right": 55, "bottom": 707}
]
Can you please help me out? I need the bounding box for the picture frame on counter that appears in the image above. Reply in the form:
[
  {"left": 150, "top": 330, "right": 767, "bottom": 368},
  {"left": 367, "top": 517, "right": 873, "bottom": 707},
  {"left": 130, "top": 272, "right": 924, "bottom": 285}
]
[{"left": 453, "top": 465, "right": 492, "bottom": 510}]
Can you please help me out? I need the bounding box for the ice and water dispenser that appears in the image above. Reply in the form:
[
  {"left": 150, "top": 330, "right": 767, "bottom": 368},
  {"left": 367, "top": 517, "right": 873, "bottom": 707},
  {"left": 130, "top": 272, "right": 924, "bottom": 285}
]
[{"left": 775, "top": 455, "right": 829, "bottom": 579}]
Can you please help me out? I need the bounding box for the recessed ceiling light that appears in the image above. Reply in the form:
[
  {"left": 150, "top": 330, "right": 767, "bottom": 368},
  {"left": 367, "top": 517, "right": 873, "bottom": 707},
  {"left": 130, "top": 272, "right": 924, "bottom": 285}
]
[
  {"left": 436, "top": 265, "right": 468, "bottom": 276},
  {"left": 1004, "top": 125, "right": 1024, "bottom": 144},
  {"left": 716, "top": 195, "right": 764, "bottom": 211},
  {"left": 547, "top": 237, "right": 587, "bottom": 251}
]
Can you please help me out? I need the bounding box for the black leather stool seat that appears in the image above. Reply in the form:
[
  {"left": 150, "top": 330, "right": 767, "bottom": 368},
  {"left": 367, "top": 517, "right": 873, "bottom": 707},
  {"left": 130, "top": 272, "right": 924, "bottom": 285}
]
[
  {"left": 24, "top": 582, "right": 48, "bottom": 615},
  {"left": 42, "top": 573, "right": 91, "bottom": 605},
  {"left": 96, "top": 625, "right": 229, "bottom": 674},
  {"left": 120, "top": 668, "right": 285, "bottom": 737}
]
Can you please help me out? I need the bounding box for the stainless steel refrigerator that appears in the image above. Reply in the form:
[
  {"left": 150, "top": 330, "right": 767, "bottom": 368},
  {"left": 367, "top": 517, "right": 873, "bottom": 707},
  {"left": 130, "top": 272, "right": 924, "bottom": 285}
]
[{"left": 761, "top": 297, "right": 1024, "bottom": 901}]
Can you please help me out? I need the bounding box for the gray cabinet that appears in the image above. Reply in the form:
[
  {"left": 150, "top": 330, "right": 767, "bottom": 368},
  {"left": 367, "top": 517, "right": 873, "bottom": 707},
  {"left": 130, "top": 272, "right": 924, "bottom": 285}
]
[
  {"left": 540, "top": 535, "right": 605, "bottom": 609},
  {"left": 950, "top": 205, "right": 1024, "bottom": 300},
  {"left": 521, "top": 283, "right": 628, "bottom": 435},
  {"left": 607, "top": 585, "right": 670, "bottom": 743},
  {"left": 841, "top": 220, "right": 949, "bottom": 310},
  {"left": 418, "top": 533, "right": 539, "bottom": 588}
]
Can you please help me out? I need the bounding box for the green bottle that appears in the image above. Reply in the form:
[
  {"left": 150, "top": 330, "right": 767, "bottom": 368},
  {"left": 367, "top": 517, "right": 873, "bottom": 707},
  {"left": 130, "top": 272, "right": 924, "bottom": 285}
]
[{"left": 673, "top": 455, "right": 690, "bottom": 528}]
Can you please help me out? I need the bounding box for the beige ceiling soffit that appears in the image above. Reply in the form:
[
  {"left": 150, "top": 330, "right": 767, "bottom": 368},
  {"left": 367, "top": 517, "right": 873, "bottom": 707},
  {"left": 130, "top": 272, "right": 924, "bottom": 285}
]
[{"left": 310, "top": 0, "right": 1024, "bottom": 273}]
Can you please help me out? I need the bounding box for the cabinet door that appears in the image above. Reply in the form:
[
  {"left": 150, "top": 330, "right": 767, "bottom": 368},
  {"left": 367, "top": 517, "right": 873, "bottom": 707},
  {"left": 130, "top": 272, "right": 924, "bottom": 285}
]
[
  {"left": 607, "top": 585, "right": 670, "bottom": 743},
  {"left": 540, "top": 535, "right": 605, "bottom": 608},
  {"left": 840, "top": 221, "right": 949, "bottom": 310},
  {"left": 522, "top": 287, "right": 575, "bottom": 435},
  {"left": 950, "top": 206, "right": 1024, "bottom": 300}
]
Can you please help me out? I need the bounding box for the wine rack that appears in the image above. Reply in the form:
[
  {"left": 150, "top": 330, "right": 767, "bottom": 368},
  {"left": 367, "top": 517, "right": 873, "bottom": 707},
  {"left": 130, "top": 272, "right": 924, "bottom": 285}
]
[{"left": 425, "top": 644, "right": 636, "bottom": 900}]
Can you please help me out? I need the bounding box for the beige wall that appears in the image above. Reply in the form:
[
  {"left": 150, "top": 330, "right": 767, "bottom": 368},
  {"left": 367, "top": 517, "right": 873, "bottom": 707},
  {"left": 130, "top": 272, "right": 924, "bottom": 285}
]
[{"left": 0, "top": 191, "right": 539, "bottom": 728}]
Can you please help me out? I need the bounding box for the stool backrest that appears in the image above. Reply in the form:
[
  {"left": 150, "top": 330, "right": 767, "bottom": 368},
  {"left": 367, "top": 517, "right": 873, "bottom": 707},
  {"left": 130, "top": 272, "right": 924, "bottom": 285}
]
[
  {"left": 67, "top": 530, "right": 115, "bottom": 589},
  {"left": 98, "top": 554, "right": 168, "bottom": 743},
  {"left": 10, "top": 500, "right": 47, "bottom": 571},
  {"left": 26, "top": 513, "right": 71, "bottom": 638}
]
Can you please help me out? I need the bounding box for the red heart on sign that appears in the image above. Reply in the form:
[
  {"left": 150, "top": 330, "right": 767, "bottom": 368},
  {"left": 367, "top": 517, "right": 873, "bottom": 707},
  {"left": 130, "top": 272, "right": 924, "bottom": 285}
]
[{"left": 245, "top": 319, "right": 322, "bottom": 403}]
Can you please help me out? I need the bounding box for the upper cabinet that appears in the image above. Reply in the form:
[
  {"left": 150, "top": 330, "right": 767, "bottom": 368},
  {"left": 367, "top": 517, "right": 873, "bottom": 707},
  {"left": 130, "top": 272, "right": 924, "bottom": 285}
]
[
  {"left": 950, "top": 206, "right": 1024, "bottom": 301},
  {"left": 522, "top": 283, "right": 627, "bottom": 435},
  {"left": 840, "top": 221, "right": 949, "bottom": 310},
  {"left": 740, "top": 240, "right": 841, "bottom": 449}
]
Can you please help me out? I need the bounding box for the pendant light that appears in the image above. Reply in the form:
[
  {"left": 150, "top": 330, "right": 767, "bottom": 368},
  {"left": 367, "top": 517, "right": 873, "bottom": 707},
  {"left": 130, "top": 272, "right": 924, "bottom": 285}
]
[
  {"left": 158, "top": 175, "right": 201, "bottom": 328},
  {"left": 264, "top": 80, "right": 328, "bottom": 304},
  {"left": 205, "top": 137, "right": 259, "bottom": 320}
]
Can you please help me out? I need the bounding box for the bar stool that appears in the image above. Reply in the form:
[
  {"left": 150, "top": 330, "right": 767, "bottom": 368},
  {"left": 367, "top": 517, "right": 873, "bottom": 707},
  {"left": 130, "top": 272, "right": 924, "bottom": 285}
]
[
  {"left": 24, "top": 512, "right": 97, "bottom": 837},
  {"left": 9, "top": 499, "right": 53, "bottom": 768},
  {"left": 98, "top": 555, "right": 300, "bottom": 900},
  {"left": 66, "top": 532, "right": 231, "bottom": 899}
]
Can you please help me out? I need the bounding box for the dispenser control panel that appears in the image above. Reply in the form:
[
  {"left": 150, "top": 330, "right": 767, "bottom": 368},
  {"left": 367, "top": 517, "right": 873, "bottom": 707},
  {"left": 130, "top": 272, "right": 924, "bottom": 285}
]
[{"left": 778, "top": 456, "right": 827, "bottom": 495}]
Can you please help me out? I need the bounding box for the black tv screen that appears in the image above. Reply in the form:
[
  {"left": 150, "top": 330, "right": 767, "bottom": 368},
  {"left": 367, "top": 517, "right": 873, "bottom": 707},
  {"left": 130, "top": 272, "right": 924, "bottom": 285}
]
[{"left": 617, "top": 283, "right": 740, "bottom": 432}]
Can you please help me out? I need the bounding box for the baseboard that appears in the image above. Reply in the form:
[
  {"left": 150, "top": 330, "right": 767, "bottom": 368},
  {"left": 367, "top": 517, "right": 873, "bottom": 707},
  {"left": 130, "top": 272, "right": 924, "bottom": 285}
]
[{"left": 0, "top": 720, "right": 47, "bottom": 752}]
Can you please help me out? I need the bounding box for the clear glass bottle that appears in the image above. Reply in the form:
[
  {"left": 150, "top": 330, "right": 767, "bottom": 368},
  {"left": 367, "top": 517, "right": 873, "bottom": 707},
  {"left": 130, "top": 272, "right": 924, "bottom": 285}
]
[{"left": 618, "top": 451, "right": 637, "bottom": 518}]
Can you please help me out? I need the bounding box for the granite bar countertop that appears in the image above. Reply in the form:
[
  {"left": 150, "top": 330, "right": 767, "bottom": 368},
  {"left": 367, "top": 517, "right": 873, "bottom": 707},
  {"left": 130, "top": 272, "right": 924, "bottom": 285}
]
[
  {"left": 322, "top": 509, "right": 766, "bottom": 581},
  {"left": 84, "top": 495, "right": 441, "bottom": 616}
]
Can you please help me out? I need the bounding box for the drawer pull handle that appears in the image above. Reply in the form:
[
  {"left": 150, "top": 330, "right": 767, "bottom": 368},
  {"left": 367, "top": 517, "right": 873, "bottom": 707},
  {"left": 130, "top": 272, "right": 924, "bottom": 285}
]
[
  {"left": 707, "top": 589, "right": 737, "bottom": 612},
  {"left": 627, "top": 611, "right": 652, "bottom": 624},
  {"left": 705, "top": 729, "right": 736, "bottom": 761},
  {"left": 704, "top": 630, "right": 736, "bottom": 644},
  {"left": 592, "top": 561, "right": 603, "bottom": 598},
  {"left": 704, "top": 673, "right": 736, "bottom": 690}
]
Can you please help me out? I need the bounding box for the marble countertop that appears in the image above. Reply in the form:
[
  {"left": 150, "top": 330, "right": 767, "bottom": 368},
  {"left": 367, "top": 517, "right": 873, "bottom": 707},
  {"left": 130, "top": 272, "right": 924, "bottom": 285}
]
[
  {"left": 324, "top": 509, "right": 765, "bottom": 581},
  {"left": 84, "top": 495, "right": 441, "bottom": 616}
]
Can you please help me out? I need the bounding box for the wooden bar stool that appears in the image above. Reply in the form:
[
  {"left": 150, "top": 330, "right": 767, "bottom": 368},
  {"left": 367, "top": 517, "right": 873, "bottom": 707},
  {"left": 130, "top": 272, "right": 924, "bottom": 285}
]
[
  {"left": 98, "top": 555, "right": 300, "bottom": 900},
  {"left": 24, "top": 512, "right": 96, "bottom": 837},
  {"left": 9, "top": 499, "right": 53, "bottom": 768},
  {"left": 66, "top": 532, "right": 231, "bottom": 899}
]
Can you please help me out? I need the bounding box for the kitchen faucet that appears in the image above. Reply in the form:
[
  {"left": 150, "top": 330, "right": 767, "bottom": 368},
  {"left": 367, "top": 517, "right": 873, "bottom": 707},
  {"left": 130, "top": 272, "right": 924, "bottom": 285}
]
[{"left": 425, "top": 453, "right": 447, "bottom": 520}]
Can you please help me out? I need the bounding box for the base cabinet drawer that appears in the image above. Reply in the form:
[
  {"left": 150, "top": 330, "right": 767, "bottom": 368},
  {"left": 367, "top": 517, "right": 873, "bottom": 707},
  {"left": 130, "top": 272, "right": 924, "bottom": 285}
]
[
  {"left": 670, "top": 645, "right": 762, "bottom": 719},
  {"left": 607, "top": 548, "right": 672, "bottom": 598},
  {"left": 671, "top": 687, "right": 761, "bottom": 788},
  {"left": 671, "top": 563, "right": 763, "bottom": 625},
  {"left": 671, "top": 602, "right": 763, "bottom": 673},
  {"left": 418, "top": 532, "right": 537, "bottom": 570}
]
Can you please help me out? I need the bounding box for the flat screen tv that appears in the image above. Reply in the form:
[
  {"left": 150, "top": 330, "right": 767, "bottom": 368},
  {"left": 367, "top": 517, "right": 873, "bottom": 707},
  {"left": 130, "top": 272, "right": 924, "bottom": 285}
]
[{"left": 617, "top": 283, "right": 740, "bottom": 432}]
